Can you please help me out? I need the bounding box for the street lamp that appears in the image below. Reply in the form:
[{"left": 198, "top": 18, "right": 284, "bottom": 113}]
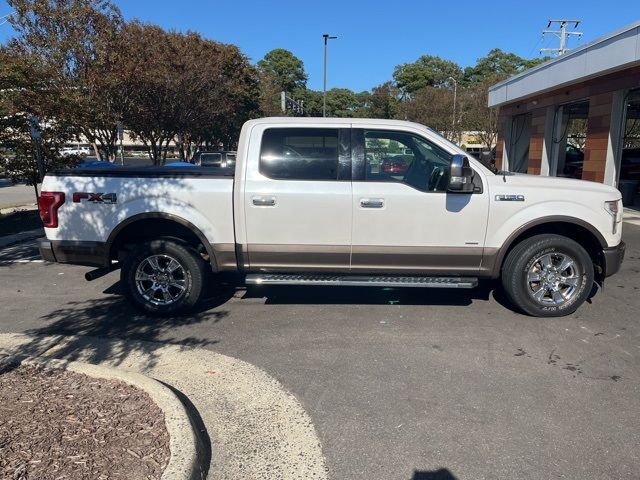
[
  {"left": 447, "top": 76, "right": 457, "bottom": 141},
  {"left": 323, "top": 33, "right": 337, "bottom": 117}
]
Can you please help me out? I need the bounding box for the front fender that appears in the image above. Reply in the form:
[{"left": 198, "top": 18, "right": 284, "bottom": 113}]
[{"left": 486, "top": 200, "right": 611, "bottom": 250}]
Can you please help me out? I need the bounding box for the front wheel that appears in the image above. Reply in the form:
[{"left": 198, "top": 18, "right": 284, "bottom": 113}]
[
  {"left": 501, "top": 234, "right": 594, "bottom": 317},
  {"left": 121, "top": 239, "right": 207, "bottom": 315}
]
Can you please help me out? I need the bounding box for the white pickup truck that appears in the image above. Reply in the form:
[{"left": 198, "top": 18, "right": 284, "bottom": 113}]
[{"left": 38, "top": 118, "right": 625, "bottom": 317}]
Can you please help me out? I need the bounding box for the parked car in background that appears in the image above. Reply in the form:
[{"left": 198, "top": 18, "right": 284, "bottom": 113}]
[
  {"left": 192, "top": 151, "right": 236, "bottom": 168},
  {"left": 129, "top": 150, "right": 149, "bottom": 158},
  {"left": 61, "top": 146, "right": 91, "bottom": 157},
  {"left": 381, "top": 155, "right": 411, "bottom": 175}
]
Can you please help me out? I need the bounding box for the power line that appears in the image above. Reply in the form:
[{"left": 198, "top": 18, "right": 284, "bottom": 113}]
[
  {"left": 527, "top": 34, "right": 545, "bottom": 57},
  {"left": 540, "top": 20, "right": 583, "bottom": 56},
  {"left": 0, "top": 11, "right": 14, "bottom": 26}
]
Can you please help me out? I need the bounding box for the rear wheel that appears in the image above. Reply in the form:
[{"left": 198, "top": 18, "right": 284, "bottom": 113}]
[
  {"left": 501, "top": 234, "right": 594, "bottom": 317},
  {"left": 121, "top": 239, "right": 207, "bottom": 315}
]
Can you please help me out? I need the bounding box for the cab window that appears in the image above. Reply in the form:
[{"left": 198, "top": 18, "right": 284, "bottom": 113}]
[
  {"left": 200, "top": 153, "right": 222, "bottom": 167},
  {"left": 260, "top": 128, "right": 339, "bottom": 180},
  {"left": 364, "top": 130, "right": 452, "bottom": 192}
]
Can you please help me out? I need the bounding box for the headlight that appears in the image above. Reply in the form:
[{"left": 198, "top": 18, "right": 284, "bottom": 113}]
[{"left": 604, "top": 200, "right": 622, "bottom": 233}]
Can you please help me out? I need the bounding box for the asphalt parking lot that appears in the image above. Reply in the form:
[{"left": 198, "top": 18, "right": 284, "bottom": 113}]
[{"left": 1, "top": 225, "right": 639, "bottom": 480}]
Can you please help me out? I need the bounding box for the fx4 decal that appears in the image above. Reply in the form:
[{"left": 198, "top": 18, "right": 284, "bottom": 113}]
[{"left": 72, "top": 192, "right": 117, "bottom": 204}]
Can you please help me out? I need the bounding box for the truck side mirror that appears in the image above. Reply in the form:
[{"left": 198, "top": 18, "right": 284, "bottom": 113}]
[{"left": 448, "top": 154, "right": 475, "bottom": 193}]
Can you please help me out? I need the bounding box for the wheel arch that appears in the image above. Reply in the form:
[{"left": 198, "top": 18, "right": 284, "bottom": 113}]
[
  {"left": 489, "top": 216, "right": 607, "bottom": 278},
  {"left": 106, "top": 213, "right": 219, "bottom": 271}
]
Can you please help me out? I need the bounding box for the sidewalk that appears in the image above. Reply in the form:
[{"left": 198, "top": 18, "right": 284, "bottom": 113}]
[
  {"left": 623, "top": 207, "right": 640, "bottom": 227},
  {"left": 0, "top": 333, "right": 328, "bottom": 480},
  {"left": 0, "top": 183, "right": 37, "bottom": 211}
]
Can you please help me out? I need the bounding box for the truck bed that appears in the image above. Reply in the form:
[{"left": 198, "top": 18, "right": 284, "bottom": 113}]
[
  {"left": 49, "top": 165, "right": 235, "bottom": 178},
  {"left": 41, "top": 167, "right": 236, "bottom": 256}
]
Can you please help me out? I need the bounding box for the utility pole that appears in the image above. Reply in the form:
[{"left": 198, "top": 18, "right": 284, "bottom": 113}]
[
  {"left": 541, "top": 20, "right": 582, "bottom": 56},
  {"left": 447, "top": 77, "right": 457, "bottom": 142},
  {"left": 117, "top": 122, "right": 124, "bottom": 165},
  {"left": 29, "top": 116, "right": 44, "bottom": 197},
  {"left": 322, "top": 33, "right": 337, "bottom": 118}
]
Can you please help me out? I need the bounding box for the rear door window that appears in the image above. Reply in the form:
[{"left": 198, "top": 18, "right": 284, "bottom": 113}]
[{"left": 260, "top": 128, "right": 339, "bottom": 180}]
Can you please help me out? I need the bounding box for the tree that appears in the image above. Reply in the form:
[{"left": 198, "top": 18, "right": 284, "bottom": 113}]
[
  {"left": 404, "top": 86, "right": 456, "bottom": 139},
  {"left": 460, "top": 79, "right": 499, "bottom": 151},
  {"left": 297, "top": 89, "right": 323, "bottom": 117},
  {"left": 118, "top": 23, "right": 259, "bottom": 164},
  {"left": 257, "top": 70, "right": 284, "bottom": 116},
  {"left": 463, "top": 48, "right": 549, "bottom": 85},
  {"left": 324, "top": 88, "right": 369, "bottom": 118},
  {"left": 7, "top": 0, "right": 126, "bottom": 161},
  {"left": 393, "top": 55, "right": 462, "bottom": 94},
  {"left": 0, "top": 44, "right": 79, "bottom": 200},
  {"left": 366, "top": 82, "right": 402, "bottom": 119},
  {"left": 257, "top": 48, "right": 307, "bottom": 93}
]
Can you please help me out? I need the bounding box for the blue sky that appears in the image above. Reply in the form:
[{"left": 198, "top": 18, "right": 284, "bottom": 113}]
[{"left": 0, "top": 0, "right": 637, "bottom": 91}]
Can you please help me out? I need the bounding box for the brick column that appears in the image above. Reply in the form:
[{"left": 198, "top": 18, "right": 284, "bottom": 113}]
[
  {"left": 582, "top": 92, "right": 613, "bottom": 182},
  {"left": 527, "top": 108, "right": 546, "bottom": 175}
]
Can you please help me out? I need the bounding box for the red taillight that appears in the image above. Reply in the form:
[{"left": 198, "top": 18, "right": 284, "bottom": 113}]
[{"left": 38, "top": 191, "right": 65, "bottom": 228}]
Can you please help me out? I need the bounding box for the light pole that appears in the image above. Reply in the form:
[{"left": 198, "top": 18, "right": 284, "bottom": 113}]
[
  {"left": 323, "top": 33, "right": 337, "bottom": 117},
  {"left": 447, "top": 76, "right": 457, "bottom": 141}
]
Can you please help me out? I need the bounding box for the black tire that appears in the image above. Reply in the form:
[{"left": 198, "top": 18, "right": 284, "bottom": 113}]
[
  {"left": 501, "top": 234, "right": 594, "bottom": 317},
  {"left": 121, "top": 239, "right": 207, "bottom": 315}
]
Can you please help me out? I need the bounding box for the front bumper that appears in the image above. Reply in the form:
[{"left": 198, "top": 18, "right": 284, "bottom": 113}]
[
  {"left": 602, "top": 241, "right": 625, "bottom": 277},
  {"left": 38, "top": 239, "right": 109, "bottom": 267}
]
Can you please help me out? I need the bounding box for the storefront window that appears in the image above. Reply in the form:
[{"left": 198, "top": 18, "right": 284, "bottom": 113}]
[
  {"left": 619, "top": 90, "right": 640, "bottom": 207},
  {"left": 507, "top": 113, "right": 531, "bottom": 173},
  {"left": 552, "top": 101, "right": 589, "bottom": 178}
]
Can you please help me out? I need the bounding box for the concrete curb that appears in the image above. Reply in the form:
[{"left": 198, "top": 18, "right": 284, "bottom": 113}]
[
  {"left": 0, "top": 228, "right": 44, "bottom": 248},
  {"left": 0, "top": 354, "right": 203, "bottom": 480},
  {"left": 0, "top": 203, "right": 38, "bottom": 215},
  {"left": 0, "top": 333, "right": 329, "bottom": 480}
]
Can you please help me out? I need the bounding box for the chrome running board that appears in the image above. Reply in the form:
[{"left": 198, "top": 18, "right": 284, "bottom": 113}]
[{"left": 245, "top": 274, "right": 478, "bottom": 289}]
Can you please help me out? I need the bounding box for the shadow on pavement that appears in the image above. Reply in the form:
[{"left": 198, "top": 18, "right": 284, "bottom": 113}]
[
  {"left": 0, "top": 240, "right": 42, "bottom": 262},
  {"left": 12, "top": 275, "right": 517, "bottom": 371},
  {"left": 243, "top": 279, "right": 515, "bottom": 310},
  {"left": 158, "top": 379, "right": 212, "bottom": 479},
  {"left": 412, "top": 469, "right": 458, "bottom": 480},
  {"left": 15, "top": 283, "right": 234, "bottom": 370}
]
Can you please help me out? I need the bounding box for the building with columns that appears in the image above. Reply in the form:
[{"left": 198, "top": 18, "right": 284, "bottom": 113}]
[{"left": 488, "top": 22, "right": 640, "bottom": 206}]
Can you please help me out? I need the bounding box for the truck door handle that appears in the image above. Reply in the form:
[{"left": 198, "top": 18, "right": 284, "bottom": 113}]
[
  {"left": 252, "top": 196, "right": 276, "bottom": 207},
  {"left": 360, "top": 198, "right": 384, "bottom": 208}
]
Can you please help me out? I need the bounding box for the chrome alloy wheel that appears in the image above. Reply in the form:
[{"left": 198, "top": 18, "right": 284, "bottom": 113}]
[
  {"left": 135, "top": 254, "right": 189, "bottom": 306},
  {"left": 526, "top": 252, "right": 581, "bottom": 306}
]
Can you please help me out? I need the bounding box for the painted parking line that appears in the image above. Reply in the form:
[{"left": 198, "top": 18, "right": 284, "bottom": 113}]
[{"left": 0, "top": 259, "right": 44, "bottom": 264}]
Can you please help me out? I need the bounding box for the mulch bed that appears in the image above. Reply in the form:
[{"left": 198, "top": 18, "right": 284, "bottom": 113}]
[{"left": 0, "top": 364, "right": 170, "bottom": 479}]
